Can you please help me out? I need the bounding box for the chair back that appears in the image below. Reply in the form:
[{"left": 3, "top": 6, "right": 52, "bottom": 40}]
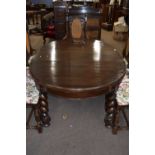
[
  {"left": 68, "top": 7, "right": 86, "bottom": 43},
  {"left": 53, "top": 1, "right": 68, "bottom": 39},
  {"left": 71, "top": 18, "right": 83, "bottom": 39},
  {"left": 86, "top": 7, "right": 102, "bottom": 40},
  {"left": 68, "top": 6, "right": 101, "bottom": 43}
]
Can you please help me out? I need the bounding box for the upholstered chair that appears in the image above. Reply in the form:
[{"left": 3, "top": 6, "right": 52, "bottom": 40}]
[
  {"left": 112, "top": 69, "right": 129, "bottom": 134},
  {"left": 26, "top": 67, "right": 43, "bottom": 133},
  {"left": 26, "top": 28, "right": 50, "bottom": 132},
  {"left": 26, "top": 65, "right": 50, "bottom": 133}
]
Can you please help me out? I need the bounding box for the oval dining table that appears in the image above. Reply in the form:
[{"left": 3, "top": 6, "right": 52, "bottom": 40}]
[{"left": 30, "top": 39, "right": 126, "bottom": 128}]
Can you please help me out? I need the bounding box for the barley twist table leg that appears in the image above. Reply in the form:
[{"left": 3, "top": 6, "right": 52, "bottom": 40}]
[
  {"left": 104, "top": 89, "right": 117, "bottom": 128},
  {"left": 39, "top": 87, "right": 51, "bottom": 127}
]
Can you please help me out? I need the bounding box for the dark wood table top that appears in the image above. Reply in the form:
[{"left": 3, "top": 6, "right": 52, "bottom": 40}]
[{"left": 30, "top": 40, "right": 126, "bottom": 98}]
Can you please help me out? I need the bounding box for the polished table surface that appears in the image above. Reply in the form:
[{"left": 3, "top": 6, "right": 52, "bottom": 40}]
[{"left": 30, "top": 40, "right": 126, "bottom": 98}]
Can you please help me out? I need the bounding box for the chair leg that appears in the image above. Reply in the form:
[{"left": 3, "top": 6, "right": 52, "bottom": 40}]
[
  {"left": 112, "top": 105, "right": 120, "bottom": 134},
  {"left": 26, "top": 105, "right": 43, "bottom": 133},
  {"left": 26, "top": 107, "right": 34, "bottom": 129},
  {"left": 122, "top": 107, "right": 129, "bottom": 128},
  {"left": 112, "top": 105, "right": 129, "bottom": 134},
  {"left": 34, "top": 106, "right": 43, "bottom": 133}
]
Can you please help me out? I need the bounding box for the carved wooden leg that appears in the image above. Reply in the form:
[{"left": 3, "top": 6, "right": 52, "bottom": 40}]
[
  {"left": 104, "top": 89, "right": 117, "bottom": 128},
  {"left": 39, "top": 88, "right": 51, "bottom": 127}
]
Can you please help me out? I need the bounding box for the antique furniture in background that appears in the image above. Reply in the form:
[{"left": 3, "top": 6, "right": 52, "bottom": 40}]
[
  {"left": 26, "top": 4, "right": 53, "bottom": 35},
  {"left": 101, "top": 0, "right": 129, "bottom": 31},
  {"left": 26, "top": 9, "right": 49, "bottom": 34},
  {"left": 42, "top": 12, "right": 55, "bottom": 44},
  {"left": 29, "top": 39, "right": 126, "bottom": 130},
  {"left": 64, "top": 0, "right": 100, "bottom": 8},
  {"left": 27, "top": 2, "right": 102, "bottom": 43},
  {"left": 113, "top": 16, "right": 128, "bottom": 41},
  {"left": 101, "top": 0, "right": 118, "bottom": 31}
]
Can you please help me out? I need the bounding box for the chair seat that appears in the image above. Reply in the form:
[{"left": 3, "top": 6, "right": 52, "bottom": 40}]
[
  {"left": 26, "top": 67, "right": 39, "bottom": 104},
  {"left": 116, "top": 70, "right": 129, "bottom": 106}
]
